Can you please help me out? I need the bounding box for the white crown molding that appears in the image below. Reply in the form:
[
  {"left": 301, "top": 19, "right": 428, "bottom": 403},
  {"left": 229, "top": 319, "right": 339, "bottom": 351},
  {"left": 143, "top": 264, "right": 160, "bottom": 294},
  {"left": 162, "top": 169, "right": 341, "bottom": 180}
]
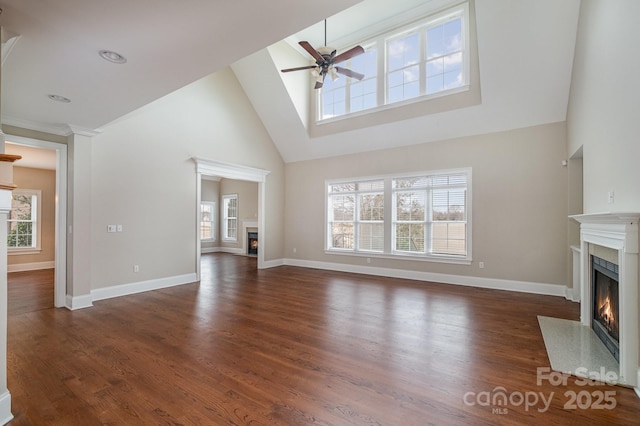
[
  {"left": 193, "top": 157, "right": 271, "bottom": 182},
  {"left": 65, "top": 124, "right": 102, "bottom": 137},
  {"left": 2, "top": 116, "right": 70, "bottom": 136},
  {"left": 1, "top": 116, "right": 102, "bottom": 137}
]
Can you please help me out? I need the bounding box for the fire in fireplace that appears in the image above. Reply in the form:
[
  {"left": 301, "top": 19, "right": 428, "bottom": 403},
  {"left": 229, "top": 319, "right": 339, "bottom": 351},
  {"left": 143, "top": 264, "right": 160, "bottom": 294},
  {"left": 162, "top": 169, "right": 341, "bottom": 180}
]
[
  {"left": 248, "top": 232, "right": 258, "bottom": 255},
  {"left": 591, "top": 256, "right": 619, "bottom": 362}
]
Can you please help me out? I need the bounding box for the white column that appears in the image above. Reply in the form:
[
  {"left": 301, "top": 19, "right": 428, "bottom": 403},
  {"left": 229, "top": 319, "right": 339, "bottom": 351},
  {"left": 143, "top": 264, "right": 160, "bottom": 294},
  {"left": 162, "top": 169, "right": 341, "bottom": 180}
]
[
  {"left": 66, "top": 130, "right": 94, "bottom": 309},
  {"left": 0, "top": 190, "right": 13, "bottom": 426},
  {"left": 0, "top": 130, "right": 16, "bottom": 424}
]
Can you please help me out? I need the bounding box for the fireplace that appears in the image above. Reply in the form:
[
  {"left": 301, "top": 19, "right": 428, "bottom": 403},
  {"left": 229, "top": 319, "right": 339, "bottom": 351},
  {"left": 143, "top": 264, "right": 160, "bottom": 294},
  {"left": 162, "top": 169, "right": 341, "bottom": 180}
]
[
  {"left": 248, "top": 232, "right": 258, "bottom": 255},
  {"left": 591, "top": 256, "right": 619, "bottom": 361},
  {"left": 570, "top": 212, "right": 640, "bottom": 390}
]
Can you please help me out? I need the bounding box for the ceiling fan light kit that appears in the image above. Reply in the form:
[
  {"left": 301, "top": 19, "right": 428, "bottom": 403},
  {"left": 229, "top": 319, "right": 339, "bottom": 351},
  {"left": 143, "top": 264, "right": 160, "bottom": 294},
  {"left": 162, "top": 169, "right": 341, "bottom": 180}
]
[{"left": 280, "top": 20, "right": 365, "bottom": 89}]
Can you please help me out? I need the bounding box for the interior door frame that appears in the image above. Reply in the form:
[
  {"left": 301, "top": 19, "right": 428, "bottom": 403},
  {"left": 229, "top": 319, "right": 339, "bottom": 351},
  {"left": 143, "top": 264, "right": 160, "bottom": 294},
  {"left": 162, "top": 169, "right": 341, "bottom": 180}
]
[
  {"left": 5, "top": 134, "right": 67, "bottom": 308},
  {"left": 193, "top": 157, "right": 270, "bottom": 280}
]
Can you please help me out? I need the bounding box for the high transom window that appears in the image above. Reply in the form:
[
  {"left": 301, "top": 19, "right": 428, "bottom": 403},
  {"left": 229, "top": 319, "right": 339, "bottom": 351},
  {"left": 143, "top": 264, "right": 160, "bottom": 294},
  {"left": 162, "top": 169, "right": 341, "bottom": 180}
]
[{"left": 318, "top": 2, "right": 469, "bottom": 121}]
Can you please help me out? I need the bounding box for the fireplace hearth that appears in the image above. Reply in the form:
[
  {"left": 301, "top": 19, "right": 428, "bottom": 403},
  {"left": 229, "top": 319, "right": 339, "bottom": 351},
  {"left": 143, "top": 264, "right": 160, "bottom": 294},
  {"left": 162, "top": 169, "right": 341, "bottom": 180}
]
[{"left": 591, "top": 255, "right": 619, "bottom": 361}]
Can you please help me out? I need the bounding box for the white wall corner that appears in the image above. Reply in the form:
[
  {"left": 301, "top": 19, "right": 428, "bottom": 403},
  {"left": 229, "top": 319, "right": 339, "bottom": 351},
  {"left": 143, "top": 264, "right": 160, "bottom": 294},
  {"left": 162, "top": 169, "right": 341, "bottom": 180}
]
[
  {"left": 65, "top": 294, "right": 93, "bottom": 311},
  {"left": 0, "top": 390, "right": 13, "bottom": 425}
]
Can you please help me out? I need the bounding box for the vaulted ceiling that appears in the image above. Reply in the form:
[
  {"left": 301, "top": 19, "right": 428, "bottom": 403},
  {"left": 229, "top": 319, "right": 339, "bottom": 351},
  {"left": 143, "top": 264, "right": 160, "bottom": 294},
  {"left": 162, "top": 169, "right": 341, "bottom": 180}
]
[{"left": 1, "top": 0, "right": 581, "bottom": 163}]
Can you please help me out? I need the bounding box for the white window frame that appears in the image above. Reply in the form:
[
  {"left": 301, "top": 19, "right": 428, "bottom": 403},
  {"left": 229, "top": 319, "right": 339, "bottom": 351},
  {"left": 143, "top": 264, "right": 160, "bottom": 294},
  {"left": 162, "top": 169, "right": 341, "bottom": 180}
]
[
  {"left": 8, "top": 189, "right": 42, "bottom": 255},
  {"left": 200, "top": 201, "right": 217, "bottom": 242},
  {"left": 325, "top": 168, "right": 472, "bottom": 264},
  {"left": 327, "top": 180, "right": 385, "bottom": 253},
  {"left": 222, "top": 194, "right": 238, "bottom": 242},
  {"left": 317, "top": 2, "right": 469, "bottom": 122}
]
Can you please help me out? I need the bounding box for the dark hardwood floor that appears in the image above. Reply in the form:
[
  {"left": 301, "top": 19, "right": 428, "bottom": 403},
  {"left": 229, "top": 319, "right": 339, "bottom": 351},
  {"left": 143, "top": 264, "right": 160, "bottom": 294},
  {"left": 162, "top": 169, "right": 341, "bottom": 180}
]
[
  {"left": 6, "top": 254, "right": 640, "bottom": 425},
  {"left": 7, "top": 269, "right": 54, "bottom": 316}
]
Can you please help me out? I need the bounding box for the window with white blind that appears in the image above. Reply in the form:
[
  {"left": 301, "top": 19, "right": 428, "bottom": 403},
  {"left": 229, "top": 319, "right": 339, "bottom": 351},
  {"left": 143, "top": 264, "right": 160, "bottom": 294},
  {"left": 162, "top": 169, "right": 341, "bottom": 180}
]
[
  {"left": 326, "top": 169, "right": 471, "bottom": 262},
  {"left": 200, "top": 201, "right": 216, "bottom": 241},
  {"left": 222, "top": 194, "right": 238, "bottom": 241},
  {"left": 318, "top": 2, "right": 469, "bottom": 121},
  {"left": 327, "top": 180, "right": 384, "bottom": 252},
  {"left": 8, "top": 189, "right": 42, "bottom": 253}
]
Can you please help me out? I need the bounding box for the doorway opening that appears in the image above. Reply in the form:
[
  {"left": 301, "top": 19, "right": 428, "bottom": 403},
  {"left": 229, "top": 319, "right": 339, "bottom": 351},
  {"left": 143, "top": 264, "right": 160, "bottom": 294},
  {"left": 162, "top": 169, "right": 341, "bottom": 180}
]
[
  {"left": 4, "top": 135, "right": 67, "bottom": 308},
  {"left": 193, "top": 158, "right": 269, "bottom": 281}
]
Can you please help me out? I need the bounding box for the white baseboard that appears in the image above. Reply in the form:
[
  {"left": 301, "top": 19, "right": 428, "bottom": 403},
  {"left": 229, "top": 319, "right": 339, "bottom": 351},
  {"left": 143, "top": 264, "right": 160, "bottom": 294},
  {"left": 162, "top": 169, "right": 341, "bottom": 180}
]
[
  {"left": 564, "top": 287, "right": 580, "bottom": 302},
  {"left": 260, "top": 258, "right": 285, "bottom": 269},
  {"left": 216, "top": 247, "right": 244, "bottom": 255},
  {"left": 0, "top": 391, "right": 12, "bottom": 426},
  {"left": 65, "top": 294, "right": 93, "bottom": 311},
  {"left": 8, "top": 261, "right": 55, "bottom": 273},
  {"left": 201, "top": 246, "right": 222, "bottom": 254},
  {"left": 283, "top": 258, "right": 568, "bottom": 297},
  {"left": 91, "top": 273, "right": 198, "bottom": 302}
]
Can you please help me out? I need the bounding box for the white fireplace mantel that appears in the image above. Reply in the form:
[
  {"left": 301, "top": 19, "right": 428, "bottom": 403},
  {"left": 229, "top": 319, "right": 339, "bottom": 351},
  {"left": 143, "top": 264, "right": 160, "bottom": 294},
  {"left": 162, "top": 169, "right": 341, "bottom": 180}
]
[{"left": 570, "top": 212, "right": 640, "bottom": 390}]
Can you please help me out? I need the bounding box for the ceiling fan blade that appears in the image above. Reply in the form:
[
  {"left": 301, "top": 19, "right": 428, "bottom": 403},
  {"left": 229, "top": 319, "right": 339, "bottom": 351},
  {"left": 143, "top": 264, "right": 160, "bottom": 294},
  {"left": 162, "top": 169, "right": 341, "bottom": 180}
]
[
  {"left": 333, "top": 45, "right": 365, "bottom": 64},
  {"left": 281, "top": 65, "right": 317, "bottom": 73},
  {"left": 334, "top": 67, "right": 365, "bottom": 80},
  {"left": 299, "top": 41, "right": 323, "bottom": 62}
]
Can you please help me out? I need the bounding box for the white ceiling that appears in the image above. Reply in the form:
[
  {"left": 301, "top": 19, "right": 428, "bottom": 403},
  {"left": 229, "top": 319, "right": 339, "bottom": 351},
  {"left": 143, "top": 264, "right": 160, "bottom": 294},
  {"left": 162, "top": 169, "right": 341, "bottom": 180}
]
[
  {"left": 0, "top": 0, "right": 581, "bottom": 164},
  {"left": 0, "top": 0, "right": 361, "bottom": 132},
  {"left": 233, "top": 0, "right": 582, "bottom": 162}
]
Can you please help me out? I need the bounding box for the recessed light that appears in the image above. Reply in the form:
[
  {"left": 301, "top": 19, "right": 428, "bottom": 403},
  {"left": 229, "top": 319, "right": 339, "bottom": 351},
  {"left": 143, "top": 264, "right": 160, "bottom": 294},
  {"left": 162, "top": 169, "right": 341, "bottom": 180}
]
[
  {"left": 47, "top": 94, "right": 71, "bottom": 103},
  {"left": 99, "top": 49, "right": 127, "bottom": 64}
]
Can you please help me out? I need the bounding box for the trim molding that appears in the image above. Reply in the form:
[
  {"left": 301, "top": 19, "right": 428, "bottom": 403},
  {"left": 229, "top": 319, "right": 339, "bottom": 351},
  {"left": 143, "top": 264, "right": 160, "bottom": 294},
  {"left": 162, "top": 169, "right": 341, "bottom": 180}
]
[
  {"left": 91, "top": 273, "right": 198, "bottom": 302},
  {"left": 201, "top": 247, "right": 222, "bottom": 254},
  {"left": 7, "top": 261, "right": 55, "bottom": 273},
  {"left": 65, "top": 294, "right": 93, "bottom": 311},
  {"left": 261, "top": 258, "right": 285, "bottom": 269},
  {"left": 216, "top": 247, "right": 244, "bottom": 255},
  {"left": 0, "top": 391, "right": 12, "bottom": 426},
  {"left": 283, "top": 258, "right": 568, "bottom": 297}
]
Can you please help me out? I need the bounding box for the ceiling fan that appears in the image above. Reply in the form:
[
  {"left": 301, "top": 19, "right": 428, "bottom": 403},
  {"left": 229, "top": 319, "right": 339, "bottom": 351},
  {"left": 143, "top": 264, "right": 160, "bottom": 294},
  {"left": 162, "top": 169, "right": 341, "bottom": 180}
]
[{"left": 281, "top": 21, "right": 365, "bottom": 89}]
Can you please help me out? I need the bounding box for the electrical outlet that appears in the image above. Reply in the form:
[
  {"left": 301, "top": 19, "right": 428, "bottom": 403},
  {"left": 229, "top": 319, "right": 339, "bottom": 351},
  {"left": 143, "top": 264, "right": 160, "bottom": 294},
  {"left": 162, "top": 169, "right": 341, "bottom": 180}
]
[
  {"left": 134, "top": 265, "right": 139, "bottom": 273},
  {"left": 479, "top": 262, "right": 485, "bottom": 269},
  {"left": 107, "top": 225, "right": 117, "bottom": 233},
  {"left": 117, "top": 225, "right": 123, "bottom": 232},
  {"left": 607, "top": 191, "right": 614, "bottom": 204}
]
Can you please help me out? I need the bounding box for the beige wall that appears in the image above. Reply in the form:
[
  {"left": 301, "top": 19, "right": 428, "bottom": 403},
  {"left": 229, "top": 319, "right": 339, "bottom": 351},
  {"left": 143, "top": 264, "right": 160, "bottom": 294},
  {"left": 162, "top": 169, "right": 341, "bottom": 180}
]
[
  {"left": 285, "top": 122, "right": 569, "bottom": 286},
  {"left": 9, "top": 166, "right": 56, "bottom": 266},
  {"left": 567, "top": 0, "right": 640, "bottom": 213},
  {"left": 90, "top": 67, "right": 284, "bottom": 290}
]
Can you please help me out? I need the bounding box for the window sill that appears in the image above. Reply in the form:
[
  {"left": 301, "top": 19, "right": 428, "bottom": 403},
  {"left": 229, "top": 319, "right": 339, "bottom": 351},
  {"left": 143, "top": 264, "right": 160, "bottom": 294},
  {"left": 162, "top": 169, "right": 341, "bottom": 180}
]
[
  {"left": 8, "top": 248, "right": 42, "bottom": 256},
  {"left": 325, "top": 249, "right": 472, "bottom": 265}
]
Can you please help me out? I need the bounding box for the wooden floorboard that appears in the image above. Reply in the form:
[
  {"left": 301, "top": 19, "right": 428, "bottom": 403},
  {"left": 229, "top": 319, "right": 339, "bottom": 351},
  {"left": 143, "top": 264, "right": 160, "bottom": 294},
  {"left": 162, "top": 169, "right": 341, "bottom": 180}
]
[
  {"left": 6, "top": 253, "right": 640, "bottom": 425},
  {"left": 7, "top": 269, "right": 54, "bottom": 316}
]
